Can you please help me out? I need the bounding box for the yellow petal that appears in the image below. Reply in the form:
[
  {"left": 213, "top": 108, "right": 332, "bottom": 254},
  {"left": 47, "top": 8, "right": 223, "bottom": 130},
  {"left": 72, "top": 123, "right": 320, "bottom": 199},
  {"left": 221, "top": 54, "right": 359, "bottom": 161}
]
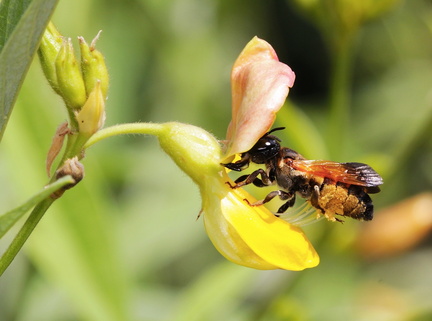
[
  {"left": 202, "top": 184, "right": 279, "bottom": 269},
  {"left": 202, "top": 174, "right": 319, "bottom": 271},
  {"left": 76, "top": 81, "right": 106, "bottom": 135}
]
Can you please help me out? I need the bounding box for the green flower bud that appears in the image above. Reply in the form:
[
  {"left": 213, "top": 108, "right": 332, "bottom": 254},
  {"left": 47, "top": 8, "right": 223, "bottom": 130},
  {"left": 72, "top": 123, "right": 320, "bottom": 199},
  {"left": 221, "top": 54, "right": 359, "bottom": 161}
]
[
  {"left": 157, "top": 122, "right": 222, "bottom": 185},
  {"left": 55, "top": 38, "right": 87, "bottom": 111},
  {"left": 79, "top": 32, "right": 109, "bottom": 100},
  {"left": 38, "top": 22, "right": 63, "bottom": 95}
]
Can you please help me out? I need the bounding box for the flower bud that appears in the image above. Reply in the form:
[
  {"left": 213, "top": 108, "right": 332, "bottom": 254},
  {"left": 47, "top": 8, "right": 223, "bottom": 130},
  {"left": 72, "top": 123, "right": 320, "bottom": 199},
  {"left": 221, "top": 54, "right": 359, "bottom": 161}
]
[
  {"left": 79, "top": 32, "right": 109, "bottom": 100},
  {"left": 55, "top": 38, "right": 87, "bottom": 110},
  {"left": 76, "top": 81, "right": 106, "bottom": 135},
  {"left": 157, "top": 122, "right": 222, "bottom": 185},
  {"left": 38, "top": 22, "right": 63, "bottom": 95}
]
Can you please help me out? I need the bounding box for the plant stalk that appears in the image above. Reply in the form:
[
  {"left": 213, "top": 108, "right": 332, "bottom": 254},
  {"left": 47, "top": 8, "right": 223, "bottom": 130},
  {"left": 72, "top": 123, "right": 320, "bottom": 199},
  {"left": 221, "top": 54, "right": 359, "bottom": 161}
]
[{"left": 0, "top": 198, "right": 55, "bottom": 276}]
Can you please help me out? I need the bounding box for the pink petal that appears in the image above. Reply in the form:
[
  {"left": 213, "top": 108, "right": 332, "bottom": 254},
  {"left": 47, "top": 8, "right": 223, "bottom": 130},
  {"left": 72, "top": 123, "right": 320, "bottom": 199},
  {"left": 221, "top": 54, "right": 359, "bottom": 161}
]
[{"left": 224, "top": 37, "right": 295, "bottom": 159}]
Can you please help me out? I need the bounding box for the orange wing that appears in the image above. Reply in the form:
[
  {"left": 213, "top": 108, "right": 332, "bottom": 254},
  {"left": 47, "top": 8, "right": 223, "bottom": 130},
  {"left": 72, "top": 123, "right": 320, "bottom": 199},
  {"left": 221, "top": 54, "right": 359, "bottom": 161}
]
[{"left": 290, "top": 160, "right": 383, "bottom": 187}]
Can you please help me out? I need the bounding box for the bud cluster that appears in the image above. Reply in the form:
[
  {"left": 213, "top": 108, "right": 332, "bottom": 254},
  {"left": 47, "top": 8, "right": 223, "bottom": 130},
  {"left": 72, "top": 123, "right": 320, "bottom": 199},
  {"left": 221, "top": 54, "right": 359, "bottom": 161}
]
[{"left": 38, "top": 22, "right": 109, "bottom": 135}]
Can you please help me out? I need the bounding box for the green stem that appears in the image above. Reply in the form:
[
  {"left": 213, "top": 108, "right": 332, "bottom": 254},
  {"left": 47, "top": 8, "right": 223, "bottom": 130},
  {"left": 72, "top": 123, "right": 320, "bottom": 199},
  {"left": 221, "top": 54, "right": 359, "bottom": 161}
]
[
  {"left": 326, "top": 39, "right": 355, "bottom": 159},
  {"left": 62, "top": 130, "right": 79, "bottom": 159},
  {"left": 67, "top": 132, "right": 91, "bottom": 160},
  {"left": 84, "top": 122, "right": 165, "bottom": 149},
  {"left": 0, "top": 198, "right": 55, "bottom": 276},
  {"left": 0, "top": 122, "right": 164, "bottom": 275}
]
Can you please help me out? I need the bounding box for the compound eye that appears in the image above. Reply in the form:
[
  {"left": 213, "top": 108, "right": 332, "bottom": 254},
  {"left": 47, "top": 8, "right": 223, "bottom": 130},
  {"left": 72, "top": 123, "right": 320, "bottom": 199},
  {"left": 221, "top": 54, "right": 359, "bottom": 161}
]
[
  {"left": 257, "top": 139, "right": 272, "bottom": 150},
  {"left": 249, "top": 137, "right": 280, "bottom": 164}
]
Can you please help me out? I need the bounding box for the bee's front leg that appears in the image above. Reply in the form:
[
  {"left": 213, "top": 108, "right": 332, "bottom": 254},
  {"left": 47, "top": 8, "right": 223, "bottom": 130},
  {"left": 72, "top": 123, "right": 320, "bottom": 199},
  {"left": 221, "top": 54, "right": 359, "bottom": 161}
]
[{"left": 228, "top": 169, "right": 274, "bottom": 189}]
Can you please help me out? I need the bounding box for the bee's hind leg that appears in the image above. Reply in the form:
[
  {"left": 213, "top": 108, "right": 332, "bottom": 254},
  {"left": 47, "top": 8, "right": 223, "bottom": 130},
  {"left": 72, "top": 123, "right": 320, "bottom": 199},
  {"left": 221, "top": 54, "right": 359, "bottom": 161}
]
[
  {"left": 276, "top": 194, "right": 296, "bottom": 214},
  {"left": 310, "top": 185, "right": 321, "bottom": 209},
  {"left": 245, "top": 190, "right": 295, "bottom": 216}
]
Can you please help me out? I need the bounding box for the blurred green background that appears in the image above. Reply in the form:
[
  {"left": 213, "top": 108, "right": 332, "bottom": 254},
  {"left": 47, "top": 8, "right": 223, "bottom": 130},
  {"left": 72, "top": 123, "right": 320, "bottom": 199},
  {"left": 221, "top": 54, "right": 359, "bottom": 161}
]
[{"left": 1, "top": 0, "right": 432, "bottom": 320}]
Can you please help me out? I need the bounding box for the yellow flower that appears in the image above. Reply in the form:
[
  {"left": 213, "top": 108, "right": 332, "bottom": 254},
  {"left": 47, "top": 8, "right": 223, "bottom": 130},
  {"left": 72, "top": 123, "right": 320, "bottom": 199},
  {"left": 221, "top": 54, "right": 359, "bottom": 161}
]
[{"left": 157, "top": 122, "right": 319, "bottom": 270}]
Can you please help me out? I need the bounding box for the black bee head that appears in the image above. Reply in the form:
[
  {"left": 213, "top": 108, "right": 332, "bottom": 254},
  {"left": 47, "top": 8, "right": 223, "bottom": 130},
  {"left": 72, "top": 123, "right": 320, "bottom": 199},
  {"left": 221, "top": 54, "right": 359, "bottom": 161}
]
[
  {"left": 221, "top": 127, "right": 284, "bottom": 171},
  {"left": 247, "top": 128, "right": 284, "bottom": 164}
]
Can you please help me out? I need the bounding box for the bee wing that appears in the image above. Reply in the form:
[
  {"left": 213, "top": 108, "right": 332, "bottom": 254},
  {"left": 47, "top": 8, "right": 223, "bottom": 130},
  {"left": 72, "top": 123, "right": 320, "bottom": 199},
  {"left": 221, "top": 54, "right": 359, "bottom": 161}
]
[{"left": 290, "top": 160, "right": 383, "bottom": 187}]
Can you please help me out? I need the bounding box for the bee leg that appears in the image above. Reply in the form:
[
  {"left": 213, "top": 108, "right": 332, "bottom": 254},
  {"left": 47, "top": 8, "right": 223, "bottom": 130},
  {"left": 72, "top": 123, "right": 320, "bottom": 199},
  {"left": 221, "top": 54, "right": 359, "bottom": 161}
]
[
  {"left": 230, "top": 169, "right": 273, "bottom": 188},
  {"left": 234, "top": 175, "right": 267, "bottom": 187},
  {"left": 310, "top": 185, "right": 321, "bottom": 209},
  {"left": 276, "top": 194, "right": 296, "bottom": 214},
  {"left": 245, "top": 190, "right": 293, "bottom": 210},
  {"left": 334, "top": 217, "right": 345, "bottom": 223},
  {"left": 221, "top": 154, "right": 250, "bottom": 172},
  {"left": 310, "top": 185, "right": 334, "bottom": 219}
]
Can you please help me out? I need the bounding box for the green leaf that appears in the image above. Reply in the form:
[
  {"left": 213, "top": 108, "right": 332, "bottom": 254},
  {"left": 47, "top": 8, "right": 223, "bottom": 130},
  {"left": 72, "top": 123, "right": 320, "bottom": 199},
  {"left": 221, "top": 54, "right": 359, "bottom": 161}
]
[
  {"left": 0, "top": 0, "right": 31, "bottom": 50},
  {"left": 0, "top": 0, "right": 58, "bottom": 142},
  {"left": 0, "top": 175, "right": 74, "bottom": 238}
]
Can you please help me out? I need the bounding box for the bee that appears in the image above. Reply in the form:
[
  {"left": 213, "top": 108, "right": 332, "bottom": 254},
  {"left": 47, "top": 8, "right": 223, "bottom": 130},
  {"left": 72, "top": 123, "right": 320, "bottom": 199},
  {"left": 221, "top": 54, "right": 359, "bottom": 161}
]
[{"left": 223, "top": 128, "right": 383, "bottom": 222}]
